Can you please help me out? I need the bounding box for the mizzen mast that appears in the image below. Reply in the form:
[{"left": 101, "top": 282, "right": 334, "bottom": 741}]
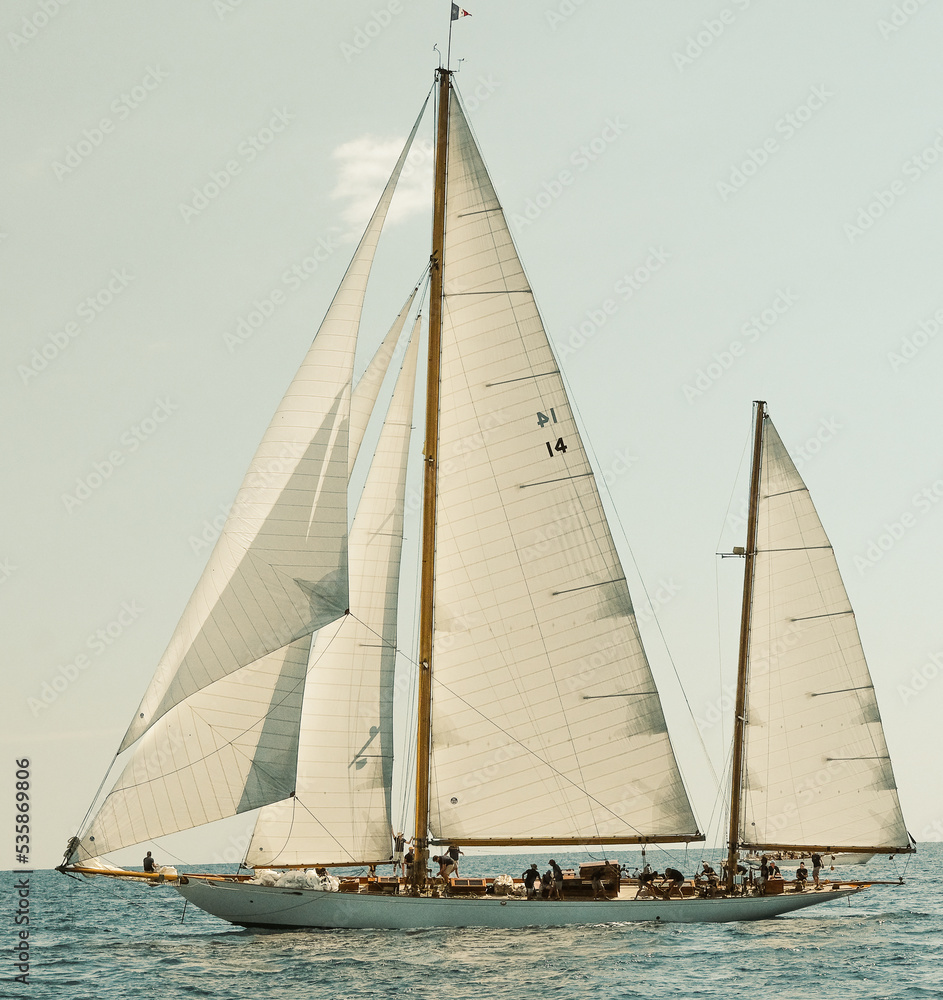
[
  {"left": 725, "top": 400, "right": 766, "bottom": 892},
  {"left": 411, "top": 65, "right": 451, "bottom": 888}
]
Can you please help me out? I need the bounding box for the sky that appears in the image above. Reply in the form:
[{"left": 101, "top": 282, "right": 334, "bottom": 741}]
[{"left": 3, "top": 0, "right": 943, "bottom": 870}]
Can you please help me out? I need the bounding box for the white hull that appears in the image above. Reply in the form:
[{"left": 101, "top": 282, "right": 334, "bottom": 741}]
[{"left": 176, "top": 879, "right": 861, "bottom": 929}]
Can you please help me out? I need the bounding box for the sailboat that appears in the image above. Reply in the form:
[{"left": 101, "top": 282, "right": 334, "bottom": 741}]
[{"left": 60, "top": 66, "right": 913, "bottom": 928}]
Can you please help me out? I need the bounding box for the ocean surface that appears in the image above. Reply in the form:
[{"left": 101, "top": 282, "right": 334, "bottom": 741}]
[{"left": 6, "top": 845, "right": 940, "bottom": 1000}]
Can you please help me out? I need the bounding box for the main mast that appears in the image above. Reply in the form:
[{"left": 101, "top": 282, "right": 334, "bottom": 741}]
[
  {"left": 411, "top": 65, "right": 451, "bottom": 888},
  {"left": 725, "top": 400, "right": 766, "bottom": 891}
]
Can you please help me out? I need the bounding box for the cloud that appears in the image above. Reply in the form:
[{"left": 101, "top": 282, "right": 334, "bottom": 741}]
[{"left": 331, "top": 134, "right": 433, "bottom": 235}]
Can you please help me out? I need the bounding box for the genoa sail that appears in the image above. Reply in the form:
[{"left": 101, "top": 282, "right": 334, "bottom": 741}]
[{"left": 738, "top": 414, "right": 911, "bottom": 853}]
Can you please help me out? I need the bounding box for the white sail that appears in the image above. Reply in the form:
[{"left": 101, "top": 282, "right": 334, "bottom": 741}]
[
  {"left": 739, "top": 417, "right": 910, "bottom": 851},
  {"left": 248, "top": 321, "right": 421, "bottom": 866},
  {"left": 350, "top": 285, "right": 420, "bottom": 475},
  {"left": 120, "top": 101, "right": 428, "bottom": 752},
  {"left": 426, "top": 94, "right": 699, "bottom": 844},
  {"left": 76, "top": 639, "right": 310, "bottom": 860}
]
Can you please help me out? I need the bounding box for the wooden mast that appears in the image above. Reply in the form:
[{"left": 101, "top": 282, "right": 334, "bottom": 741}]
[
  {"left": 725, "top": 400, "right": 766, "bottom": 892},
  {"left": 411, "top": 65, "right": 450, "bottom": 889}
]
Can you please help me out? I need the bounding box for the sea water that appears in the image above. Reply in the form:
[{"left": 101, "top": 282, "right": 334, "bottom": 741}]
[{"left": 6, "top": 845, "right": 940, "bottom": 999}]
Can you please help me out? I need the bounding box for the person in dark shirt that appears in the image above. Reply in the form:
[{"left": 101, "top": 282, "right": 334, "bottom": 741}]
[
  {"left": 811, "top": 852, "right": 823, "bottom": 887},
  {"left": 635, "top": 867, "right": 658, "bottom": 899},
  {"left": 522, "top": 863, "right": 540, "bottom": 899},
  {"left": 143, "top": 851, "right": 157, "bottom": 873},
  {"left": 660, "top": 867, "right": 684, "bottom": 899},
  {"left": 447, "top": 844, "right": 464, "bottom": 874}
]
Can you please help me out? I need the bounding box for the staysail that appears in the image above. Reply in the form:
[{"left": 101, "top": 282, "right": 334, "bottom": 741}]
[
  {"left": 426, "top": 91, "right": 700, "bottom": 845},
  {"left": 739, "top": 415, "right": 911, "bottom": 852},
  {"left": 247, "top": 320, "right": 421, "bottom": 867},
  {"left": 119, "top": 99, "right": 429, "bottom": 752}
]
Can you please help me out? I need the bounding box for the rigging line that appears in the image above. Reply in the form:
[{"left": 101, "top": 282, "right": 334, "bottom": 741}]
[
  {"left": 427, "top": 674, "right": 687, "bottom": 840},
  {"left": 99, "top": 629, "right": 343, "bottom": 798}
]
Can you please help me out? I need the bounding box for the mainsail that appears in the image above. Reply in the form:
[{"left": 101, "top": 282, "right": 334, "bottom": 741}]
[
  {"left": 425, "top": 93, "right": 700, "bottom": 845},
  {"left": 738, "top": 414, "right": 911, "bottom": 852}
]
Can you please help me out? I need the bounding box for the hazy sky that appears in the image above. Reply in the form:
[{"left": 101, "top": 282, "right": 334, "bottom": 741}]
[{"left": 4, "top": 0, "right": 943, "bottom": 868}]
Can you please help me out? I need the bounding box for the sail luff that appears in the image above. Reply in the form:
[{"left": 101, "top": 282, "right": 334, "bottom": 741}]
[
  {"left": 413, "top": 67, "right": 451, "bottom": 882},
  {"left": 726, "top": 400, "right": 766, "bottom": 888},
  {"left": 118, "top": 99, "right": 429, "bottom": 753}
]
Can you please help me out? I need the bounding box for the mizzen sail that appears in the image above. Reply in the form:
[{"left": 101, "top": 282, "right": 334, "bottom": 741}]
[{"left": 739, "top": 416, "right": 911, "bottom": 852}]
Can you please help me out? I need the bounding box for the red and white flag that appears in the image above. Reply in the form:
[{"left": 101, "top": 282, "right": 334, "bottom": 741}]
[{"left": 451, "top": 4, "right": 471, "bottom": 19}]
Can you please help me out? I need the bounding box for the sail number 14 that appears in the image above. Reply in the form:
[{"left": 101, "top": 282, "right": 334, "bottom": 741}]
[{"left": 537, "top": 410, "right": 566, "bottom": 457}]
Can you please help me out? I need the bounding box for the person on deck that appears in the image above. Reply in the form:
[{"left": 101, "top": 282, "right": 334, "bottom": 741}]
[
  {"left": 796, "top": 862, "right": 808, "bottom": 889},
  {"left": 392, "top": 832, "right": 408, "bottom": 877},
  {"left": 811, "top": 852, "right": 823, "bottom": 888},
  {"left": 660, "top": 867, "right": 685, "bottom": 899},
  {"left": 143, "top": 851, "right": 157, "bottom": 873},
  {"left": 447, "top": 844, "right": 464, "bottom": 874},
  {"left": 548, "top": 859, "right": 564, "bottom": 900},
  {"left": 522, "top": 863, "right": 540, "bottom": 899},
  {"left": 634, "top": 867, "right": 658, "bottom": 899}
]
